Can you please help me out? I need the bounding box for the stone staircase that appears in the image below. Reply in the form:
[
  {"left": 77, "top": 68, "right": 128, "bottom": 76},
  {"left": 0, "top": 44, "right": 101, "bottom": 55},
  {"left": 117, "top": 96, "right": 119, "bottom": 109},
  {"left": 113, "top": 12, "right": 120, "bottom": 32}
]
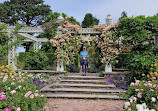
[{"left": 40, "top": 73, "right": 126, "bottom": 99}]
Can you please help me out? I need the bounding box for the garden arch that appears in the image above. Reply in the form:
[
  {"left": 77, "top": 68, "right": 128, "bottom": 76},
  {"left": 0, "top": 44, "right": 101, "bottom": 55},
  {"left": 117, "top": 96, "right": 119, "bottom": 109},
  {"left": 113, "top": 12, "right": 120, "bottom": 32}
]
[{"left": 1, "top": 14, "right": 113, "bottom": 71}]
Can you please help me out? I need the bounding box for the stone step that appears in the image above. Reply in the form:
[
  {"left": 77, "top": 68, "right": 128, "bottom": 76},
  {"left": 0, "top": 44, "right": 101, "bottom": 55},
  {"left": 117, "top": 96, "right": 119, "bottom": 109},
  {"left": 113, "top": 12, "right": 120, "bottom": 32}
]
[
  {"left": 68, "top": 73, "right": 99, "bottom": 76},
  {"left": 41, "top": 87, "right": 125, "bottom": 95},
  {"left": 51, "top": 83, "right": 116, "bottom": 89},
  {"left": 61, "top": 79, "right": 108, "bottom": 84},
  {"left": 63, "top": 76, "right": 106, "bottom": 80},
  {"left": 41, "top": 93, "right": 125, "bottom": 100}
]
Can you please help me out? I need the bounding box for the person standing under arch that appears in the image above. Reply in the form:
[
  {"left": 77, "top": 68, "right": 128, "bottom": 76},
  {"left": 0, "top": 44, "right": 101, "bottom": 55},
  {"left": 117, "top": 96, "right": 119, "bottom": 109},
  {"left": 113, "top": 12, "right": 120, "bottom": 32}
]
[{"left": 79, "top": 46, "right": 89, "bottom": 76}]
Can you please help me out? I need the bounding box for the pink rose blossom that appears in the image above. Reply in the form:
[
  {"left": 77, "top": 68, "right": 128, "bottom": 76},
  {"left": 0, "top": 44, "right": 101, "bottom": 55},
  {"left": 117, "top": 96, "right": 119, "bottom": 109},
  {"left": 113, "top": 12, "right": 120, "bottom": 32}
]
[
  {"left": 16, "top": 107, "right": 21, "bottom": 111},
  {"left": 144, "top": 84, "right": 148, "bottom": 86},
  {"left": 35, "top": 93, "right": 39, "bottom": 97},
  {"left": 4, "top": 106, "right": 11, "bottom": 111},
  {"left": 10, "top": 90, "right": 16, "bottom": 95},
  {"left": 137, "top": 92, "right": 142, "bottom": 98},
  {"left": 153, "top": 85, "right": 156, "bottom": 88},
  {"left": 136, "top": 80, "right": 140, "bottom": 83},
  {"left": 148, "top": 83, "right": 152, "bottom": 87},
  {"left": 30, "top": 94, "right": 34, "bottom": 99},
  {"left": 152, "top": 77, "right": 156, "bottom": 80},
  {"left": 13, "top": 106, "right": 17, "bottom": 110},
  {"left": 130, "top": 82, "right": 135, "bottom": 86},
  {"left": 0, "top": 96, "right": 7, "bottom": 100},
  {"left": 150, "top": 89, "right": 154, "bottom": 92},
  {"left": 135, "top": 89, "right": 139, "bottom": 91},
  {"left": 0, "top": 91, "right": 4, "bottom": 95},
  {"left": 134, "top": 83, "right": 138, "bottom": 86}
]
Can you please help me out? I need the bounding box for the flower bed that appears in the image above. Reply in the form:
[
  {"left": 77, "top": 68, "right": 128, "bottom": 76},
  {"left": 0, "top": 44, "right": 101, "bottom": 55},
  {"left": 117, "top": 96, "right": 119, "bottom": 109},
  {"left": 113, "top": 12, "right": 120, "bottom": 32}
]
[
  {"left": 122, "top": 62, "right": 158, "bottom": 111},
  {"left": 0, "top": 65, "right": 46, "bottom": 111}
]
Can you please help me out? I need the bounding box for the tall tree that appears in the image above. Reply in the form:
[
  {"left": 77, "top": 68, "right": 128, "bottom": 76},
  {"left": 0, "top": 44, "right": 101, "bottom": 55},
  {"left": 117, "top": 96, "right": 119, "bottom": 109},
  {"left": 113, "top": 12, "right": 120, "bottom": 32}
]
[
  {"left": 119, "top": 11, "right": 128, "bottom": 20},
  {"left": 82, "top": 13, "right": 99, "bottom": 28},
  {"left": 0, "top": 0, "right": 52, "bottom": 26}
]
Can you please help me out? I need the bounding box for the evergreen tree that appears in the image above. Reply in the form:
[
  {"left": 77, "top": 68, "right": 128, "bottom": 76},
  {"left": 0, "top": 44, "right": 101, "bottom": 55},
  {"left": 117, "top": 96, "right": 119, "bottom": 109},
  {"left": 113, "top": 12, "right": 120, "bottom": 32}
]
[{"left": 82, "top": 13, "right": 99, "bottom": 28}]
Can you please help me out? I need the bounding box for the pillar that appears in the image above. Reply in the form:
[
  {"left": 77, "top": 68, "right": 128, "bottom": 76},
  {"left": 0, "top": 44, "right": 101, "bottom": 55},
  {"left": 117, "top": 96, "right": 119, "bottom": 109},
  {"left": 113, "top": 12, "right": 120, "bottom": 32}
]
[
  {"left": 8, "top": 32, "right": 17, "bottom": 70},
  {"left": 56, "top": 13, "right": 64, "bottom": 72}
]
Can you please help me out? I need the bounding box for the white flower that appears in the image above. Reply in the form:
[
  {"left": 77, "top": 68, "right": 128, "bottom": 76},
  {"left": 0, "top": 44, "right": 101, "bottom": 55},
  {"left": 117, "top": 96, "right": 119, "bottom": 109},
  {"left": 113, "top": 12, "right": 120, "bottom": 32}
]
[
  {"left": 130, "top": 99, "right": 133, "bottom": 103},
  {"left": 151, "top": 97, "right": 156, "bottom": 102},
  {"left": 16, "top": 107, "right": 21, "bottom": 111},
  {"left": 18, "top": 85, "right": 22, "bottom": 89},
  {"left": 8, "top": 87, "right": 10, "bottom": 90},
  {"left": 124, "top": 102, "right": 130, "bottom": 109},
  {"left": 11, "top": 82, "right": 15, "bottom": 85},
  {"left": 136, "top": 104, "right": 143, "bottom": 111},
  {"left": 133, "top": 97, "right": 137, "bottom": 102},
  {"left": 144, "top": 109, "right": 149, "bottom": 111},
  {"left": 149, "top": 109, "right": 156, "bottom": 111},
  {"left": 142, "top": 103, "right": 147, "bottom": 109}
]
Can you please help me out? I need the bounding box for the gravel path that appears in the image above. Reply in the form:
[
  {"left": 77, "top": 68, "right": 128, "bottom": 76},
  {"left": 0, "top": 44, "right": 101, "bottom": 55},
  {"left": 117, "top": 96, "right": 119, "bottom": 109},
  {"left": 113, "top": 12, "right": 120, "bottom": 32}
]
[{"left": 45, "top": 99, "right": 125, "bottom": 111}]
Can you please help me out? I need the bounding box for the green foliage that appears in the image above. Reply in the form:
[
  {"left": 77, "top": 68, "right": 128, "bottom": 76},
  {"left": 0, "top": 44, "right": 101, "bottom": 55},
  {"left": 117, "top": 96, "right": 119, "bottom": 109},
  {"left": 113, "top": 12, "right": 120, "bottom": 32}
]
[
  {"left": 17, "top": 51, "right": 56, "bottom": 70},
  {"left": 0, "top": 24, "right": 8, "bottom": 65},
  {"left": 126, "top": 45, "right": 155, "bottom": 79},
  {"left": 17, "top": 50, "right": 49, "bottom": 70},
  {"left": 0, "top": 0, "right": 51, "bottom": 26},
  {"left": 115, "top": 53, "right": 130, "bottom": 69},
  {"left": 82, "top": 13, "right": 99, "bottom": 28},
  {"left": 118, "top": 16, "right": 152, "bottom": 45},
  {"left": 0, "top": 65, "right": 46, "bottom": 110},
  {"left": 45, "top": 12, "right": 80, "bottom": 25}
]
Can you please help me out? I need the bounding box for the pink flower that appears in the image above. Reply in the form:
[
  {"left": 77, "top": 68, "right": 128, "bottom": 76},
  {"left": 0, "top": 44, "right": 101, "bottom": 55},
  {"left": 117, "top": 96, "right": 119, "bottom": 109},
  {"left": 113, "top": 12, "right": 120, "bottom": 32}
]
[
  {"left": 35, "top": 93, "right": 39, "bottom": 97},
  {"left": 135, "top": 89, "right": 139, "bottom": 91},
  {"left": 13, "top": 106, "right": 17, "bottom": 110},
  {"left": 130, "top": 82, "right": 135, "bottom": 86},
  {"left": 10, "top": 90, "right": 16, "bottom": 95},
  {"left": 137, "top": 92, "right": 142, "bottom": 98},
  {"left": 0, "top": 102, "right": 1, "bottom": 104},
  {"left": 16, "top": 107, "right": 21, "bottom": 111},
  {"left": 0, "top": 96, "right": 7, "bottom": 100},
  {"left": 148, "top": 83, "right": 152, "bottom": 87},
  {"left": 150, "top": 89, "right": 154, "bottom": 92},
  {"left": 153, "top": 85, "right": 156, "bottom": 88},
  {"left": 30, "top": 94, "right": 34, "bottom": 99},
  {"left": 0, "top": 91, "right": 4, "bottom": 95},
  {"left": 24, "top": 91, "right": 32, "bottom": 97},
  {"left": 129, "top": 96, "right": 134, "bottom": 100},
  {"left": 4, "top": 106, "right": 11, "bottom": 111},
  {"left": 152, "top": 77, "right": 156, "bottom": 80},
  {"left": 144, "top": 84, "right": 148, "bottom": 86},
  {"left": 136, "top": 80, "right": 140, "bottom": 83},
  {"left": 134, "top": 83, "right": 138, "bottom": 86}
]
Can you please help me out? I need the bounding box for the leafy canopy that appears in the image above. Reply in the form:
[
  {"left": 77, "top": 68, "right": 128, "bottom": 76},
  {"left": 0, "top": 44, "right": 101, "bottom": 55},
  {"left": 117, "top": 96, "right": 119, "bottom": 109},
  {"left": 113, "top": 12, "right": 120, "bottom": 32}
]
[{"left": 0, "top": 0, "right": 52, "bottom": 26}]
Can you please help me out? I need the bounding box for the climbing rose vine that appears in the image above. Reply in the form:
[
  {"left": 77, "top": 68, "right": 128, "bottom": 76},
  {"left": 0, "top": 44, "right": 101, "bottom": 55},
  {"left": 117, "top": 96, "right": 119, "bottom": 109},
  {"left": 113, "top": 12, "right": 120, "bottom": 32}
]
[
  {"left": 50, "top": 20, "right": 82, "bottom": 65},
  {"left": 94, "top": 23, "right": 120, "bottom": 64}
]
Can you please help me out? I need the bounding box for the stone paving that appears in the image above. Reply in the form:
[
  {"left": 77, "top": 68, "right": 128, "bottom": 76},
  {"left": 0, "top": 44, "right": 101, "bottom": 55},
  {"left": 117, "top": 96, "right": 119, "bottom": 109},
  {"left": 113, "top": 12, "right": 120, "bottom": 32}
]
[{"left": 45, "top": 98, "right": 125, "bottom": 111}]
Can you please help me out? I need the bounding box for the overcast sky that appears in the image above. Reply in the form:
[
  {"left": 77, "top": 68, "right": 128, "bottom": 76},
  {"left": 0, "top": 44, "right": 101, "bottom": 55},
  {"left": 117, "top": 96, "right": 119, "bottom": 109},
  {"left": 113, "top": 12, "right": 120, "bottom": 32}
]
[{"left": 0, "top": 0, "right": 158, "bottom": 24}]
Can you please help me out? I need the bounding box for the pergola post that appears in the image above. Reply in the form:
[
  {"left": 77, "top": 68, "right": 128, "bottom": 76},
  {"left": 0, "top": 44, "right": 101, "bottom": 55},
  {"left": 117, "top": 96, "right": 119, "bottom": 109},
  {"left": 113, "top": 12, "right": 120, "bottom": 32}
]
[
  {"left": 33, "top": 41, "right": 39, "bottom": 52},
  {"left": 8, "top": 31, "right": 17, "bottom": 70},
  {"left": 56, "top": 14, "right": 64, "bottom": 72}
]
